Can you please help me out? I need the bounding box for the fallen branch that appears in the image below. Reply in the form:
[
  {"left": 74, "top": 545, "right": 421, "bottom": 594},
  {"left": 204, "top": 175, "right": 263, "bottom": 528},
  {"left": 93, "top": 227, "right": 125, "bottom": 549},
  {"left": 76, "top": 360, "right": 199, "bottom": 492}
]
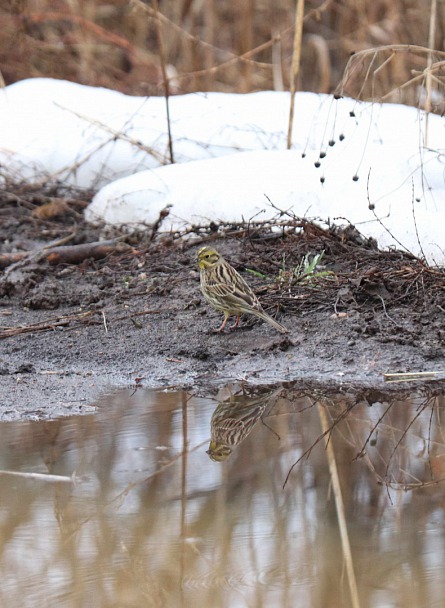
[
  {"left": 0, "top": 252, "right": 26, "bottom": 268},
  {"left": 0, "top": 309, "right": 170, "bottom": 339},
  {"left": 46, "top": 240, "right": 132, "bottom": 265},
  {"left": 0, "top": 239, "right": 132, "bottom": 269},
  {"left": 0, "top": 311, "right": 96, "bottom": 339}
]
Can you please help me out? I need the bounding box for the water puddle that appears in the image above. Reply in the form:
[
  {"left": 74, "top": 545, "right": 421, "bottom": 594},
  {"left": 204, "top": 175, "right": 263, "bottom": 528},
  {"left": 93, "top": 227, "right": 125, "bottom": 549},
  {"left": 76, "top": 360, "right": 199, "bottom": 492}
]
[{"left": 1, "top": 384, "right": 445, "bottom": 607}]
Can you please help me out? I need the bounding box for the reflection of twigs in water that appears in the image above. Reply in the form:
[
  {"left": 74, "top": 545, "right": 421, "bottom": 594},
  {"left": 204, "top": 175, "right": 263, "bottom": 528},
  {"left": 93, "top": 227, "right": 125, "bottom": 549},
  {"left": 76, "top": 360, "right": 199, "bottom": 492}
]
[
  {"left": 351, "top": 401, "right": 395, "bottom": 462},
  {"left": 283, "top": 398, "right": 355, "bottom": 488},
  {"left": 180, "top": 392, "right": 188, "bottom": 601},
  {"left": 260, "top": 418, "right": 280, "bottom": 441},
  {"left": 207, "top": 388, "right": 283, "bottom": 462},
  {"left": 328, "top": 394, "right": 445, "bottom": 492},
  {"left": 427, "top": 404, "right": 436, "bottom": 480},
  {"left": 318, "top": 404, "right": 361, "bottom": 608},
  {"left": 112, "top": 393, "right": 198, "bottom": 507},
  {"left": 110, "top": 441, "right": 208, "bottom": 506},
  {"left": 383, "top": 475, "right": 445, "bottom": 491},
  {"left": 347, "top": 401, "right": 439, "bottom": 495},
  {"left": 384, "top": 400, "right": 431, "bottom": 480}
]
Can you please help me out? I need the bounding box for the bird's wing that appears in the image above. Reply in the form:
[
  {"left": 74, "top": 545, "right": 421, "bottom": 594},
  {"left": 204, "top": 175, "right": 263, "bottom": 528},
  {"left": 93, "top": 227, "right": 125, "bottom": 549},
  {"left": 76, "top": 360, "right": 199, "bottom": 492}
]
[{"left": 208, "top": 275, "right": 262, "bottom": 312}]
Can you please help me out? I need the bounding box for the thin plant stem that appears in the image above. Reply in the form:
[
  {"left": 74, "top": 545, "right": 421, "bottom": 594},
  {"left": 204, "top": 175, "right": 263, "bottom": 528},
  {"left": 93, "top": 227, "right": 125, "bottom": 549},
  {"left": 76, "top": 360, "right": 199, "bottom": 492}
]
[
  {"left": 287, "top": 0, "right": 305, "bottom": 149},
  {"left": 424, "top": 0, "right": 437, "bottom": 146},
  {"left": 204, "top": 0, "right": 215, "bottom": 90},
  {"left": 240, "top": 0, "right": 254, "bottom": 92},
  {"left": 152, "top": 0, "right": 175, "bottom": 163}
]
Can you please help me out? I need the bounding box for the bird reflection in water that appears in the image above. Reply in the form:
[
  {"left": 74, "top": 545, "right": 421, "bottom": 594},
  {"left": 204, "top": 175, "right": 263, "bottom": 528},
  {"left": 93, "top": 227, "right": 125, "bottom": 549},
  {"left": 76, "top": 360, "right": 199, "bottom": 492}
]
[{"left": 207, "top": 387, "right": 283, "bottom": 461}]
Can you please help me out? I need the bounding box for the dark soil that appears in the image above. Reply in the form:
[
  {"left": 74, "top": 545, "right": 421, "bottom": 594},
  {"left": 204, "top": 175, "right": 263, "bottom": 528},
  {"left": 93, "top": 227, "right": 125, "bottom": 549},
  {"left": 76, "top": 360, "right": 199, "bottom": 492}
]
[{"left": 1, "top": 183, "right": 445, "bottom": 420}]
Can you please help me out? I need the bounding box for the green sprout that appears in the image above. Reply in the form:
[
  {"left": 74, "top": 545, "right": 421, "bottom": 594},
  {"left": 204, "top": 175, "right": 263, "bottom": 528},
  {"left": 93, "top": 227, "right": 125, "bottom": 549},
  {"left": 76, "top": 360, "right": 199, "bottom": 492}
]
[
  {"left": 278, "top": 250, "right": 335, "bottom": 286},
  {"left": 245, "top": 268, "right": 268, "bottom": 279}
]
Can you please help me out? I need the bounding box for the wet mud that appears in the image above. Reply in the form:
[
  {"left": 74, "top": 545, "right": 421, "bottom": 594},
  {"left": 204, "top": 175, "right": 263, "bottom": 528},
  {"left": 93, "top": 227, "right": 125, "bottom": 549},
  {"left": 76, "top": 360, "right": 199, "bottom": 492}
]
[{"left": 1, "top": 185, "right": 445, "bottom": 419}]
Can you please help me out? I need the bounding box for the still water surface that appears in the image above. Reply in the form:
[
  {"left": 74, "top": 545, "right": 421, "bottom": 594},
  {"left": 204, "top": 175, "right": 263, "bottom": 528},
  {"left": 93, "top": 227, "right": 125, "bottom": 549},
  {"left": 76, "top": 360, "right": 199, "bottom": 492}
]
[{"left": 1, "top": 385, "right": 445, "bottom": 607}]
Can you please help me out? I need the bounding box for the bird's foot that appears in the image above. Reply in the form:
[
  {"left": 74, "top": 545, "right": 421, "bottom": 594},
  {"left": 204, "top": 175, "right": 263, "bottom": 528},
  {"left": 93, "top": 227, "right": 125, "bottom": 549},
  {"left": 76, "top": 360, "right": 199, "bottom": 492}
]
[{"left": 228, "top": 316, "right": 241, "bottom": 331}]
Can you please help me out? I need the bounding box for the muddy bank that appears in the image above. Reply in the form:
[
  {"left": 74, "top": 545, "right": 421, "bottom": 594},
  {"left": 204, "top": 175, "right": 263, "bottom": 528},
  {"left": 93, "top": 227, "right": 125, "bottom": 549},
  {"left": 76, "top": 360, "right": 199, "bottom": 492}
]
[{"left": 1, "top": 186, "right": 445, "bottom": 419}]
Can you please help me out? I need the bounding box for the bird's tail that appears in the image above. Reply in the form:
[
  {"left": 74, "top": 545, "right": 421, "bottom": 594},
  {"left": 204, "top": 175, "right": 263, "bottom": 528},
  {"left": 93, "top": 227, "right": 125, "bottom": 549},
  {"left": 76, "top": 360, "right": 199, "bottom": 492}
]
[{"left": 255, "top": 310, "right": 289, "bottom": 334}]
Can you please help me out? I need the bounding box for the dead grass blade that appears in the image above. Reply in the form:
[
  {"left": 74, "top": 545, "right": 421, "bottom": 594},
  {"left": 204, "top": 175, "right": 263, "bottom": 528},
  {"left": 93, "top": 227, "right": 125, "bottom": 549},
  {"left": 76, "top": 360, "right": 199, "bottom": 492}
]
[{"left": 384, "top": 371, "right": 445, "bottom": 383}]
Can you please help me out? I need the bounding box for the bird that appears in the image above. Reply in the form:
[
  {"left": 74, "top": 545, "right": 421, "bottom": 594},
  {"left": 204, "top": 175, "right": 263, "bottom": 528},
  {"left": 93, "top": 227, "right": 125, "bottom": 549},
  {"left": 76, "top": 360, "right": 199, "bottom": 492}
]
[{"left": 197, "top": 246, "right": 288, "bottom": 333}]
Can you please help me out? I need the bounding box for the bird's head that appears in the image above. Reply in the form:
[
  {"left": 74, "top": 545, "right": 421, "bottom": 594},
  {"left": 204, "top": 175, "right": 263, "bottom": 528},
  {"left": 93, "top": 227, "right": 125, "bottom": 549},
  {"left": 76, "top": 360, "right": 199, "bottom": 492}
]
[
  {"left": 206, "top": 441, "right": 232, "bottom": 462},
  {"left": 197, "top": 246, "right": 221, "bottom": 270}
]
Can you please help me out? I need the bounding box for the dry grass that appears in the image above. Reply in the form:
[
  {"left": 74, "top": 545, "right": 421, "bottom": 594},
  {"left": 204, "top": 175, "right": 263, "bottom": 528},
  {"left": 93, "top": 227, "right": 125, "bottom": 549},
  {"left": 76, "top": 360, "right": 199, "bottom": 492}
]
[{"left": 0, "top": 0, "right": 444, "bottom": 110}]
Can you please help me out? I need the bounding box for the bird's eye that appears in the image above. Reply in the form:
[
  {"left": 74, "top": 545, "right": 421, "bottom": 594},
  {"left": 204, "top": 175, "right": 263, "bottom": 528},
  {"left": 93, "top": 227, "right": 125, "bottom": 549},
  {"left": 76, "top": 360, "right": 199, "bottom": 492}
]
[{"left": 205, "top": 254, "right": 210, "bottom": 258}]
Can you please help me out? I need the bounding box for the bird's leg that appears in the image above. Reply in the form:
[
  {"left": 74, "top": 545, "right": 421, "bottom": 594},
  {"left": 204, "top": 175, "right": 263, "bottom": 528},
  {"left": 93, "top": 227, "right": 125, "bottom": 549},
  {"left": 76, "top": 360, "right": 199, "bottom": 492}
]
[
  {"left": 214, "top": 313, "right": 230, "bottom": 333},
  {"left": 229, "top": 316, "right": 241, "bottom": 331}
]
